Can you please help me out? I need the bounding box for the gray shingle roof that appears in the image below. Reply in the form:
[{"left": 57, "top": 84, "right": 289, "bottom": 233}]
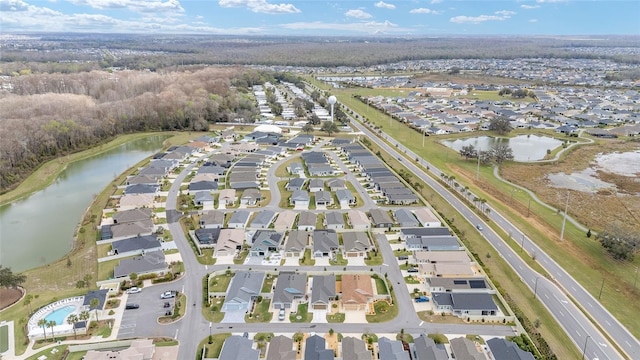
[
  {"left": 311, "top": 275, "right": 336, "bottom": 306},
  {"left": 224, "top": 271, "right": 265, "bottom": 306},
  {"left": 273, "top": 272, "right": 307, "bottom": 307},
  {"left": 219, "top": 335, "right": 260, "bottom": 360},
  {"left": 486, "top": 338, "right": 535, "bottom": 360}
]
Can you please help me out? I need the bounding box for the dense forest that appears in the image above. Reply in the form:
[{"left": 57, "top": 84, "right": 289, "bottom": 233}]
[
  {"left": 1, "top": 35, "right": 639, "bottom": 74},
  {"left": 0, "top": 67, "right": 276, "bottom": 193}
]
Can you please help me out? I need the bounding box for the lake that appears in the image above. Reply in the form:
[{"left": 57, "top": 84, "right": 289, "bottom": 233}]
[
  {"left": 441, "top": 135, "right": 563, "bottom": 161},
  {"left": 0, "top": 135, "right": 168, "bottom": 273}
]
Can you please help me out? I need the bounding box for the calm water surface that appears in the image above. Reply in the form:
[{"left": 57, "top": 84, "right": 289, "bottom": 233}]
[
  {"left": 442, "top": 135, "right": 563, "bottom": 161},
  {"left": 0, "top": 136, "right": 168, "bottom": 272}
]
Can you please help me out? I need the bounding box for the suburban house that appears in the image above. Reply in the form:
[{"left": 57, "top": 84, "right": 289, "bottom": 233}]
[
  {"left": 125, "top": 184, "right": 160, "bottom": 195},
  {"left": 118, "top": 194, "right": 155, "bottom": 210},
  {"left": 310, "top": 275, "right": 336, "bottom": 310},
  {"left": 400, "top": 227, "right": 451, "bottom": 241},
  {"left": 272, "top": 271, "right": 307, "bottom": 309},
  {"left": 273, "top": 210, "right": 297, "bottom": 231},
  {"left": 314, "top": 191, "right": 333, "bottom": 207},
  {"left": 419, "top": 262, "right": 477, "bottom": 278},
  {"left": 406, "top": 236, "right": 462, "bottom": 251},
  {"left": 308, "top": 179, "right": 325, "bottom": 192},
  {"left": 312, "top": 229, "right": 339, "bottom": 258},
  {"left": 290, "top": 190, "right": 310, "bottom": 208},
  {"left": 394, "top": 209, "right": 419, "bottom": 227},
  {"left": 431, "top": 293, "right": 498, "bottom": 317},
  {"left": 342, "top": 232, "right": 372, "bottom": 258},
  {"left": 341, "top": 337, "right": 369, "bottom": 360},
  {"left": 324, "top": 211, "right": 345, "bottom": 230},
  {"left": 197, "top": 165, "right": 225, "bottom": 176},
  {"left": 341, "top": 274, "right": 373, "bottom": 311},
  {"left": 287, "top": 162, "right": 304, "bottom": 176},
  {"left": 336, "top": 189, "right": 356, "bottom": 208},
  {"left": 112, "top": 208, "right": 152, "bottom": 224},
  {"left": 194, "top": 228, "right": 221, "bottom": 248},
  {"left": 266, "top": 335, "right": 296, "bottom": 360},
  {"left": 189, "top": 180, "right": 218, "bottom": 194},
  {"left": 449, "top": 337, "right": 486, "bottom": 360},
  {"left": 413, "top": 250, "right": 471, "bottom": 264},
  {"left": 222, "top": 271, "right": 265, "bottom": 312},
  {"left": 347, "top": 210, "right": 371, "bottom": 230},
  {"left": 413, "top": 334, "right": 448, "bottom": 360},
  {"left": 386, "top": 191, "right": 419, "bottom": 205},
  {"left": 101, "top": 219, "right": 154, "bottom": 242},
  {"left": 486, "top": 338, "right": 535, "bottom": 360},
  {"left": 285, "top": 230, "right": 308, "bottom": 258},
  {"left": 378, "top": 337, "right": 410, "bottom": 360},
  {"left": 297, "top": 211, "right": 317, "bottom": 231},
  {"left": 200, "top": 210, "right": 225, "bottom": 229},
  {"left": 286, "top": 178, "right": 306, "bottom": 191},
  {"left": 249, "top": 210, "right": 277, "bottom": 229},
  {"left": 113, "top": 250, "right": 168, "bottom": 279},
  {"left": 249, "top": 230, "right": 284, "bottom": 257},
  {"left": 369, "top": 209, "right": 394, "bottom": 228},
  {"left": 217, "top": 335, "right": 260, "bottom": 360},
  {"left": 194, "top": 192, "right": 214, "bottom": 207},
  {"left": 227, "top": 210, "right": 250, "bottom": 229},
  {"left": 426, "top": 277, "right": 489, "bottom": 293},
  {"left": 308, "top": 165, "right": 335, "bottom": 177},
  {"left": 126, "top": 174, "right": 161, "bottom": 186},
  {"left": 110, "top": 235, "right": 162, "bottom": 258},
  {"left": 215, "top": 228, "right": 244, "bottom": 257},
  {"left": 218, "top": 189, "right": 237, "bottom": 206},
  {"left": 240, "top": 189, "right": 262, "bottom": 206},
  {"left": 304, "top": 335, "right": 334, "bottom": 360},
  {"left": 326, "top": 178, "right": 346, "bottom": 191},
  {"left": 83, "top": 339, "right": 155, "bottom": 360},
  {"left": 414, "top": 208, "right": 441, "bottom": 227}
]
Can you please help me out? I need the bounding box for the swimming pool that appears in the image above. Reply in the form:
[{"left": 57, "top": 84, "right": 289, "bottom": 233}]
[{"left": 44, "top": 305, "right": 76, "bottom": 325}]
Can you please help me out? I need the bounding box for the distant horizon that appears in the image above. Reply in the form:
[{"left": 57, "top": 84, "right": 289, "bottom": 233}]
[{"left": 1, "top": 1, "right": 638, "bottom": 36}]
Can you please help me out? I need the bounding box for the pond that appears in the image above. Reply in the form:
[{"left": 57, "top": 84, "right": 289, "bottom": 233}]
[
  {"left": 0, "top": 135, "right": 168, "bottom": 273},
  {"left": 441, "top": 135, "right": 564, "bottom": 161}
]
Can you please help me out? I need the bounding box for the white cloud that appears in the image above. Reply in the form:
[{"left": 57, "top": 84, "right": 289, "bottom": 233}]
[
  {"left": 345, "top": 9, "right": 372, "bottom": 19},
  {"left": 0, "top": 0, "right": 262, "bottom": 33},
  {"left": 280, "top": 20, "right": 402, "bottom": 34},
  {"left": 450, "top": 9, "right": 514, "bottom": 24},
  {"left": 374, "top": 1, "right": 395, "bottom": 10},
  {"left": 536, "top": 0, "right": 567, "bottom": 2},
  {"left": 520, "top": 4, "right": 540, "bottom": 9},
  {"left": 410, "top": 8, "right": 439, "bottom": 14},
  {"left": 494, "top": 10, "right": 515, "bottom": 16},
  {"left": 431, "top": 0, "right": 443, "bottom": 4},
  {"left": 218, "top": 0, "right": 300, "bottom": 14},
  {"left": 69, "top": 0, "right": 184, "bottom": 13},
  {"left": 529, "top": 18, "right": 538, "bottom": 22}
]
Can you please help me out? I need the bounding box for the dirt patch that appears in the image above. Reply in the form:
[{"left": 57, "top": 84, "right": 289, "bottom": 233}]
[
  {"left": 501, "top": 139, "right": 640, "bottom": 231},
  {"left": 325, "top": 333, "right": 339, "bottom": 357},
  {"left": 0, "top": 287, "right": 24, "bottom": 310}
]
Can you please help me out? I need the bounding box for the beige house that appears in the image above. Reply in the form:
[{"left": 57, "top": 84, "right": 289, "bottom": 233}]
[
  {"left": 83, "top": 339, "right": 154, "bottom": 360},
  {"left": 215, "top": 228, "right": 244, "bottom": 256},
  {"left": 341, "top": 274, "right": 373, "bottom": 311}
]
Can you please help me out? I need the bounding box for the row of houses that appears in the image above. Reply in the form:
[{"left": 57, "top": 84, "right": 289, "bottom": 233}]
[
  {"left": 194, "top": 227, "right": 374, "bottom": 260},
  {"left": 218, "top": 271, "right": 379, "bottom": 313},
  {"left": 212, "top": 332, "right": 533, "bottom": 360},
  {"left": 340, "top": 143, "right": 419, "bottom": 205}
]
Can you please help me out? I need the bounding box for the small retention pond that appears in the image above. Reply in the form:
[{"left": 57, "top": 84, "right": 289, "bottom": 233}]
[{"left": 442, "top": 135, "right": 563, "bottom": 162}]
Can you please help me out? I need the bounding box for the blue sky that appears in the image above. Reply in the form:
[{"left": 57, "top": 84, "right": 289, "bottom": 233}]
[{"left": 1, "top": 0, "right": 638, "bottom": 35}]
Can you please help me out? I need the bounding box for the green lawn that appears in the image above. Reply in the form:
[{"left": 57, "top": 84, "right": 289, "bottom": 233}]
[
  {"left": 374, "top": 277, "right": 389, "bottom": 295},
  {"left": 233, "top": 250, "right": 248, "bottom": 265},
  {"left": 404, "top": 276, "right": 421, "bottom": 284},
  {"left": 289, "top": 303, "right": 312, "bottom": 323},
  {"left": 245, "top": 298, "right": 273, "bottom": 323},
  {"left": 299, "top": 249, "right": 315, "bottom": 266},
  {"left": 327, "top": 312, "right": 345, "bottom": 323},
  {"left": 0, "top": 325, "right": 8, "bottom": 353},
  {"left": 197, "top": 333, "right": 231, "bottom": 360},
  {"left": 366, "top": 300, "right": 398, "bottom": 323},
  {"left": 262, "top": 275, "right": 275, "bottom": 293},
  {"left": 329, "top": 253, "right": 348, "bottom": 266},
  {"left": 209, "top": 273, "right": 233, "bottom": 292},
  {"left": 204, "top": 297, "right": 226, "bottom": 323}
]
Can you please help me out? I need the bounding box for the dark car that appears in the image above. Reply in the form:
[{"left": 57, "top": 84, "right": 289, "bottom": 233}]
[
  {"left": 164, "top": 302, "right": 171, "bottom": 308},
  {"left": 125, "top": 303, "right": 140, "bottom": 310},
  {"left": 407, "top": 268, "right": 419, "bottom": 273}
]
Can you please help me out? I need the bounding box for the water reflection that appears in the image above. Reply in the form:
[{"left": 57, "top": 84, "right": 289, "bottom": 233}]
[{"left": 442, "top": 135, "right": 563, "bottom": 161}]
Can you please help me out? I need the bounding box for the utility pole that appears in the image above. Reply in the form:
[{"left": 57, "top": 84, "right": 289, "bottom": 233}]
[
  {"left": 521, "top": 234, "right": 525, "bottom": 252},
  {"left": 560, "top": 191, "right": 570, "bottom": 242},
  {"left": 476, "top": 152, "right": 480, "bottom": 181},
  {"left": 527, "top": 198, "right": 531, "bottom": 217},
  {"left": 598, "top": 278, "right": 605, "bottom": 300},
  {"left": 581, "top": 335, "right": 591, "bottom": 360},
  {"left": 534, "top": 277, "right": 539, "bottom": 299}
]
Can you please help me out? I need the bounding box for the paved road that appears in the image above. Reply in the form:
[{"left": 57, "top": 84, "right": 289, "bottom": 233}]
[
  {"left": 117, "top": 139, "right": 520, "bottom": 358},
  {"left": 347, "top": 117, "right": 637, "bottom": 359}
]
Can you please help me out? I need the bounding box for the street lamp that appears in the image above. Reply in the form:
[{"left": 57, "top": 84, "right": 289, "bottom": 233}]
[
  {"left": 560, "top": 191, "right": 570, "bottom": 242},
  {"left": 533, "top": 277, "right": 540, "bottom": 299},
  {"left": 581, "top": 335, "right": 591, "bottom": 360}
]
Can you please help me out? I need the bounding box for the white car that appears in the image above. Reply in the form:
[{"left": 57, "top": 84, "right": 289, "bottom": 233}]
[
  {"left": 126, "top": 287, "right": 141, "bottom": 294},
  {"left": 160, "top": 291, "right": 176, "bottom": 299}
]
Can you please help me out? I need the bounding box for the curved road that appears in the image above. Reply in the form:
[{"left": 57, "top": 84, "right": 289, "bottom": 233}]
[{"left": 347, "top": 116, "right": 638, "bottom": 359}]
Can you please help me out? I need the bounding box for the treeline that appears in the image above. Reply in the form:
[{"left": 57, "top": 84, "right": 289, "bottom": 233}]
[
  {"left": 2, "top": 35, "right": 639, "bottom": 74},
  {"left": 0, "top": 67, "right": 274, "bottom": 193}
]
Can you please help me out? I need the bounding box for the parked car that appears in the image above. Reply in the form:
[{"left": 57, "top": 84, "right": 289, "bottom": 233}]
[
  {"left": 278, "top": 308, "right": 286, "bottom": 321},
  {"left": 414, "top": 296, "right": 429, "bottom": 303},
  {"left": 125, "top": 303, "right": 140, "bottom": 310},
  {"left": 397, "top": 255, "right": 409, "bottom": 260},
  {"left": 476, "top": 224, "right": 483, "bottom": 230},
  {"left": 126, "top": 287, "right": 141, "bottom": 294},
  {"left": 163, "top": 302, "right": 171, "bottom": 308},
  {"left": 160, "top": 291, "right": 175, "bottom": 299},
  {"left": 407, "top": 268, "right": 419, "bottom": 273}
]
